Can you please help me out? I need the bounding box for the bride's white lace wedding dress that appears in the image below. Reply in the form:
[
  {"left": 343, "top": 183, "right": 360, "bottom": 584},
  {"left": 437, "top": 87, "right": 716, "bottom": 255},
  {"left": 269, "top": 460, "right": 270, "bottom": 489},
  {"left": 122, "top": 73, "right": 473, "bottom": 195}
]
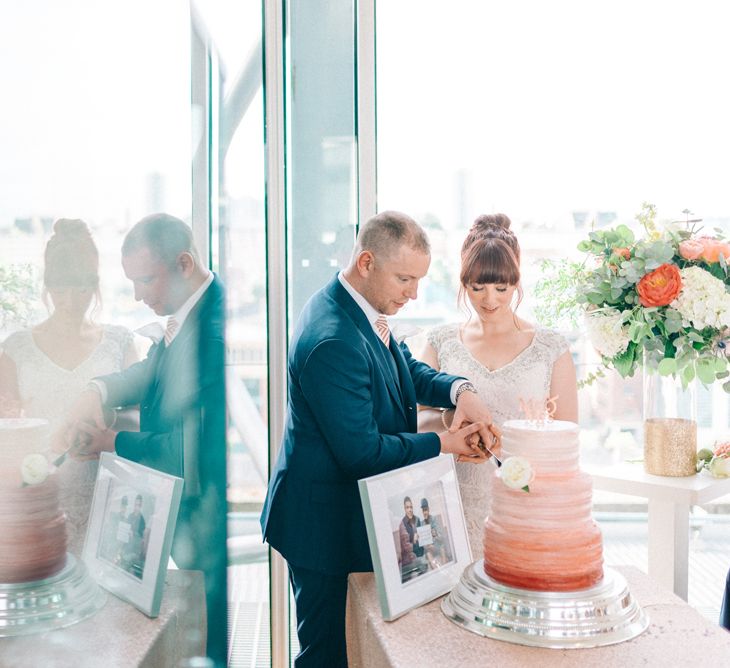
[
  {"left": 426, "top": 323, "right": 569, "bottom": 556},
  {"left": 1, "top": 325, "right": 134, "bottom": 555}
]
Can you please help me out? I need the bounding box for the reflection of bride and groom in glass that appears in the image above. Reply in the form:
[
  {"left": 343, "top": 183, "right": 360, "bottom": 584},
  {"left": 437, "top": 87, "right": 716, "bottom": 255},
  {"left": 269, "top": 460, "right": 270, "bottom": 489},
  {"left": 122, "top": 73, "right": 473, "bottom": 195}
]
[
  {"left": 397, "top": 493, "right": 453, "bottom": 583},
  {"left": 0, "top": 218, "right": 139, "bottom": 554},
  {"left": 0, "top": 213, "right": 228, "bottom": 664},
  {"left": 100, "top": 490, "right": 153, "bottom": 580}
]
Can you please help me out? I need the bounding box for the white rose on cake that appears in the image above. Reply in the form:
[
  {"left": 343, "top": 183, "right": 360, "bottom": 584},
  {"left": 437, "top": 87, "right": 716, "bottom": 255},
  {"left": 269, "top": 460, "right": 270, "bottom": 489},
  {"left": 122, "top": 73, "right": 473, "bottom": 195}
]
[
  {"left": 498, "top": 456, "right": 535, "bottom": 492},
  {"left": 21, "top": 453, "right": 50, "bottom": 486}
]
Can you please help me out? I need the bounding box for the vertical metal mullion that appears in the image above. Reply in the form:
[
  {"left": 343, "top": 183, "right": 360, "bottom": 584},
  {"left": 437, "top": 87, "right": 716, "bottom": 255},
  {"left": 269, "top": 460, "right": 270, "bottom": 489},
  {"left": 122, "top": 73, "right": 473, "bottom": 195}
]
[
  {"left": 356, "top": 0, "right": 377, "bottom": 224},
  {"left": 208, "top": 48, "right": 220, "bottom": 269},
  {"left": 263, "top": 0, "right": 289, "bottom": 667},
  {"left": 190, "top": 10, "right": 212, "bottom": 262}
]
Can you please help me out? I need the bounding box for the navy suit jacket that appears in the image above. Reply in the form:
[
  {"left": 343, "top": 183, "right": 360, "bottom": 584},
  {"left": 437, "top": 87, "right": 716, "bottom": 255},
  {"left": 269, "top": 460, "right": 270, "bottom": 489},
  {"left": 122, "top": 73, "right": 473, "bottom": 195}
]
[
  {"left": 260, "top": 275, "right": 464, "bottom": 576},
  {"left": 98, "top": 275, "right": 227, "bottom": 663},
  {"left": 101, "top": 276, "right": 226, "bottom": 489}
]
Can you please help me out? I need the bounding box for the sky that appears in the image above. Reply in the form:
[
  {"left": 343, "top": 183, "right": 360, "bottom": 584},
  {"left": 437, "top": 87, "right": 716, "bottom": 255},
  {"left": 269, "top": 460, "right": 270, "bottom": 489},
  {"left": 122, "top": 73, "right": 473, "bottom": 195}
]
[
  {"left": 2, "top": 1, "right": 730, "bottom": 234},
  {"left": 0, "top": 0, "right": 191, "bottom": 228},
  {"left": 376, "top": 0, "right": 730, "bottom": 228}
]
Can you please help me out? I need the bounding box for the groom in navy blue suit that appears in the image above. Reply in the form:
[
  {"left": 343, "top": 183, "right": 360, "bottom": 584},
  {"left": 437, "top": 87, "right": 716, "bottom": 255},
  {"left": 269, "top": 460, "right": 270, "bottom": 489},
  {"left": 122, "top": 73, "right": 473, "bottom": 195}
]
[
  {"left": 261, "top": 211, "right": 497, "bottom": 667},
  {"left": 64, "top": 214, "right": 227, "bottom": 666}
]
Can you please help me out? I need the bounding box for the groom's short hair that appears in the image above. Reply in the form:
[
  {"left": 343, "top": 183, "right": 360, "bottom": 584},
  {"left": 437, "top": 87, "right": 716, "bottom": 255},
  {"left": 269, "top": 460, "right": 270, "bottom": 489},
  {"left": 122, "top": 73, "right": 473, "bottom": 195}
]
[
  {"left": 122, "top": 213, "right": 201, "bottom": 267},
  {"left": 354, "top": 210, "right": 430, "bottom": 261}
]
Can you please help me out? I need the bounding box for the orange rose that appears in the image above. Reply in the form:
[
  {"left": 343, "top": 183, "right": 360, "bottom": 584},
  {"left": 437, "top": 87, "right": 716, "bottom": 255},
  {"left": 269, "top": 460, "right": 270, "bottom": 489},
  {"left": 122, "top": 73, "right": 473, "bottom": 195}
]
[
  {"left": 699, "top": 237, "right": 730, "bottom": 263},
  {"left": 636, "top": 263, "right": 682, "bottom": 307},
  {"left": 613, "top": 247, "right": 631, "bottom": 260}
]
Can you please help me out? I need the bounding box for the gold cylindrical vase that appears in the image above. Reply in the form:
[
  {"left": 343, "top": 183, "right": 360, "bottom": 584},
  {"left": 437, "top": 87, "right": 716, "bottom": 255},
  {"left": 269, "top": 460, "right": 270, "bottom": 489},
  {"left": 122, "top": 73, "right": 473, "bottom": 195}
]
[
  {"left": 643, "top": 355, "right": 697, "bottom": 477},
  {"left": 643, "top": 418, "right": 697, "bottom": 476}
]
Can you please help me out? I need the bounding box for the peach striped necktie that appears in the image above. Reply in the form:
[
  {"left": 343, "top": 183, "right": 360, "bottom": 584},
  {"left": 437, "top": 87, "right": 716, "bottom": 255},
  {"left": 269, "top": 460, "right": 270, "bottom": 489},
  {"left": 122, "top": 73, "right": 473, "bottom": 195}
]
[
  {"left": 375, "top": 315, "right": 390, "bottom": 348},
  {"left": 164, "top": 317, "right": 179, "bottom": 347}
]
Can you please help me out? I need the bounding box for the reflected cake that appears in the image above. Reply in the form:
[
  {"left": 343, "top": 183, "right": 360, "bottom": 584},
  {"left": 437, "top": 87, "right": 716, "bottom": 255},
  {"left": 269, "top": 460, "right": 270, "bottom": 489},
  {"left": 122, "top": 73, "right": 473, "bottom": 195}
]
[
  {"left": 0, "top": 419, "right": 67, "bottom": 583},
  {"left": 483, "top": 419, "right": 603, "bottom": 591}
]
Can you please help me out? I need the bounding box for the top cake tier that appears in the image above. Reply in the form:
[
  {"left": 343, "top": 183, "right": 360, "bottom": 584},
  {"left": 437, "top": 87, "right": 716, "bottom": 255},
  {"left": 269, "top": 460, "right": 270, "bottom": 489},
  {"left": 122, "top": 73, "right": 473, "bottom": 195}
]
[
  {"left": 0, "top": 418, "right": 50, "bottom": 465},
  {"left": 501, "top": 419, "right": 580, "bottom": 474}
]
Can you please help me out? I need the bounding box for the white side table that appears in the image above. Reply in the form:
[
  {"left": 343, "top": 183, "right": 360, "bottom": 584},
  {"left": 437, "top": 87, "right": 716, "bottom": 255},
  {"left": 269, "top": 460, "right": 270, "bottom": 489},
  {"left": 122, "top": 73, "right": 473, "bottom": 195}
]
[{"left": 586, "top": 462, "right": 730, "bottom": 600}]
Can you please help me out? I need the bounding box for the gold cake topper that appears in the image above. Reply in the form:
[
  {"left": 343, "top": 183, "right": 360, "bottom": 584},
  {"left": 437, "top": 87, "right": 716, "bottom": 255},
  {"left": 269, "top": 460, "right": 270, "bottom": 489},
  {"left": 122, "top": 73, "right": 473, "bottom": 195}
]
[{"left": 519, "top": 396, "right": 559, "bottom": 427}]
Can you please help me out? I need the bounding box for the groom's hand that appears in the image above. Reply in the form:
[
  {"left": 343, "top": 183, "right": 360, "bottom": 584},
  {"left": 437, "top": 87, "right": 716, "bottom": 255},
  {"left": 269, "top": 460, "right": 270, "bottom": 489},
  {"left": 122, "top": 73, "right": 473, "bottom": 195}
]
[
  {"left": 70, "top": 421, "right": 117, "bottom": 461},
  {"left": 439, "top": 422, "right": 489, "bottom": 463}
]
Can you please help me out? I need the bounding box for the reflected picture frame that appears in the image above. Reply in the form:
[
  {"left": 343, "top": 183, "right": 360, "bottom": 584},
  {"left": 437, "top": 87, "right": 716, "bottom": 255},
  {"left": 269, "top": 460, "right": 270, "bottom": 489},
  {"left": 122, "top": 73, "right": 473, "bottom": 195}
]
[
  {"left": 358, "top": 454, "right": 471, "bottom": 621},
  {"left": 83, "top": 452, "right": 183, "bottom": 618}
]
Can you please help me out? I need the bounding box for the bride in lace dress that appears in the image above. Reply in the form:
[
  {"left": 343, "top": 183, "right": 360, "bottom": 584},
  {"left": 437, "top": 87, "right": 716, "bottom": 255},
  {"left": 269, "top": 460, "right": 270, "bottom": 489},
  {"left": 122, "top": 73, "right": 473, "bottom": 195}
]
[
  {"left": 0, "top": 219, "right": 138, "bottom": 555},
  {"left": 417, "top": 213, "right": 578, "bottom": 556}
]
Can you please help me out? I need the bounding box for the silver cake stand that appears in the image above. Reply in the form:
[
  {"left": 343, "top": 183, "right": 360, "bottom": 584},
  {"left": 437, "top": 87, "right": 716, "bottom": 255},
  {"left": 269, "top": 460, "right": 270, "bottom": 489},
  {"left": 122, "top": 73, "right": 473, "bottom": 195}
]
[
  {"left": 0, "top": 554, "right": 106, "bottom": 636},
  {"left": 442, "top": 560, "right": 649, "bottom": 649}
]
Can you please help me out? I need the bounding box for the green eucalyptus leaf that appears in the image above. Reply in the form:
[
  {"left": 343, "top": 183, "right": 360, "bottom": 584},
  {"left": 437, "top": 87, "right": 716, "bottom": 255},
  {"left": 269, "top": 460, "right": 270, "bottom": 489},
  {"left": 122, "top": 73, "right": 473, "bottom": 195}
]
[
  {"left": 657, "top": 358, "right": 677, "bottom": 376},
  {"left": 696, "top": 360, "right": 716, "bottom": 385},
  {"left": 616, "top": 225, "right": 635, "bottom": 243},
  {"left": 613, "top": 344, "right": 638, "bottom": 377},
  {"left": 713, "top": 357, "right": 728, "bottom": 373},
  {"left": 682, "top": 364, "right": 696, "bottom": 384}
]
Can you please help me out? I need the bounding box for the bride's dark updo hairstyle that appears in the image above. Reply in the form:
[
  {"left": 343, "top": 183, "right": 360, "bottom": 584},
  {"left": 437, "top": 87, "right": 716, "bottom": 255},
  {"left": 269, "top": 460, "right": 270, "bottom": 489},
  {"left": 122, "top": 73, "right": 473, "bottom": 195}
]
[
  {"left": 43, "top": 218, "right": 101, "bottom": 311},
  {"left": 459, "top": 213, "right": 523, "bottom": 313}
]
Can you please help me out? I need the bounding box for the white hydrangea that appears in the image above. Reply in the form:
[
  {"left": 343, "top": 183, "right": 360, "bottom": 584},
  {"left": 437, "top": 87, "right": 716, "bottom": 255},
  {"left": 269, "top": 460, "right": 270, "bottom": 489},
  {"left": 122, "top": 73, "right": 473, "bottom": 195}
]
[
  {"left": 671, "top": 266, "right": 730, "bottom": 330},
  {"left": 584, "top": 308, "right": 630, "bottom": 359}
]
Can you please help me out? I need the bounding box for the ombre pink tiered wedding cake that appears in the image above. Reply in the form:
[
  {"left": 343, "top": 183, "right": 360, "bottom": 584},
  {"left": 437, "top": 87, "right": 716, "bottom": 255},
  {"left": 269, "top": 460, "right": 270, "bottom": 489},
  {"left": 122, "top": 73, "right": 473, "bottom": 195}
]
[
  {"left": 0, "top": 419, "right": 67, "bottom": 583},
  {"left": 483, "top": 419, "right": 603, "bottom": 591}
]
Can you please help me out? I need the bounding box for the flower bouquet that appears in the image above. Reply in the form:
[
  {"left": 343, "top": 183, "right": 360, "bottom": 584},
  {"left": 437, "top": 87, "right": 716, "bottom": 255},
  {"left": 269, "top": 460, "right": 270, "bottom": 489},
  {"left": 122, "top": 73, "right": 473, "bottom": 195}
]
[
  {"left": 697, "top": 442, "right": 730, "bottom": 478},
  {"left": 536, "top": 203, "right": 730, "bottom": 392}
]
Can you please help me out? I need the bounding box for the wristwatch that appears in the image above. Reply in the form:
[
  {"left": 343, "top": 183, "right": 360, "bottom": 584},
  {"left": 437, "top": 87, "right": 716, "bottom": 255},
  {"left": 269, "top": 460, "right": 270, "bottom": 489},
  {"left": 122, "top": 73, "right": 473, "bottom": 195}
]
[{"left": 454, "top": 381, "right": 477, "bottom": 404}]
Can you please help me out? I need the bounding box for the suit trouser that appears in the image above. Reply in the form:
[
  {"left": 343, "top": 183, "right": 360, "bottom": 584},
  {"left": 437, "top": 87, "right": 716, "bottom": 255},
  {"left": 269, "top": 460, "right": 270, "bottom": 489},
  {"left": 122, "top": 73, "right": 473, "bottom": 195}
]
[
  {"left": 288, "top": 563, "right": 349, "bottom": 668},
  {"left": 721, "top": 567, "right": 730, "bottom": 630}
]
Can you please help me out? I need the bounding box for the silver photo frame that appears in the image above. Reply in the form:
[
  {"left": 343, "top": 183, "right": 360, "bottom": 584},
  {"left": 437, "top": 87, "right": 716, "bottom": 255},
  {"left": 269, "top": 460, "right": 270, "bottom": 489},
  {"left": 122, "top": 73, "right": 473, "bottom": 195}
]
[
  {"left": 82, "top": 452, "right": 183, "bottom": 618},
  {"left": 359, "top": 454, "right": 471, "bottom": 621}
]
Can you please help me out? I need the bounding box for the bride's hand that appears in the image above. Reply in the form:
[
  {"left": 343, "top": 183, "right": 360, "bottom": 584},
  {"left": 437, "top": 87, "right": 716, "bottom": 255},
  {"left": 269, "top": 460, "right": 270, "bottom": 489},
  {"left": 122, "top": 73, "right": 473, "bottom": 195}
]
[
  {"left": 61, "top": 389, "right": 105, "bottom": 450},
  {"left": 452, "top": 390, "right": 498, "bottom": 439},
  {"left": 439, "top": 422, "right": 489, "bottom": 463}
]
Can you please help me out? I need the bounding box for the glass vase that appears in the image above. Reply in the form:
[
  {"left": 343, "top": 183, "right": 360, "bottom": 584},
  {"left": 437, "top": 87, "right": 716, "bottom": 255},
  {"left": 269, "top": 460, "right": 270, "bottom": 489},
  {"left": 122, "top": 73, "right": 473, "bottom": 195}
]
[{"left": 642, "top": 363, "right": 697, "bottom": 477}]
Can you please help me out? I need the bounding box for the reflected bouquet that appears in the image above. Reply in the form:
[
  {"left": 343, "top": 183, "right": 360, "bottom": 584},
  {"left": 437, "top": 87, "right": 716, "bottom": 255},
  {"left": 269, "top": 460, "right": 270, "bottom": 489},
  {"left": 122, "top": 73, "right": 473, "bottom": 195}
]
[{"left": 535, "top": 203, "right": 730, "bottom": 391}]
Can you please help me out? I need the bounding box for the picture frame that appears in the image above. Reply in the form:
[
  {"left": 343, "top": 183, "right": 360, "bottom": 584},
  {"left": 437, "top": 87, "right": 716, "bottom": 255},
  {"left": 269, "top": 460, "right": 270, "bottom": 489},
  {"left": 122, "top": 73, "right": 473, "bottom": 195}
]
[
  {"left": 358, "top": 454, "right": 471, "bottom": 621},
  {"left": 82, "top": 452, "right": 183, "bottom": 618}
]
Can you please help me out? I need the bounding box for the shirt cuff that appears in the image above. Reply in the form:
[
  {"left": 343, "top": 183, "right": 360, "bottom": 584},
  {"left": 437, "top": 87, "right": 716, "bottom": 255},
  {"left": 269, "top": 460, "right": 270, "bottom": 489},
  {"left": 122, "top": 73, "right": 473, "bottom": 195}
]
[
  {"left": 88, "top": 379, "right": 108, "bottom": 404},
  {"left": 450, "top": 379, "right": 470, "bottom": 405}
]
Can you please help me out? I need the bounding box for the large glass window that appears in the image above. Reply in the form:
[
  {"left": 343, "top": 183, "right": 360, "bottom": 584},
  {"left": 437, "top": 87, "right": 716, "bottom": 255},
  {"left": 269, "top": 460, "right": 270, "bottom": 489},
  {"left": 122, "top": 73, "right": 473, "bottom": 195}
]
[
  {"left": 0, "top": 2, "right": 228, "bottom": 664},
  {"left": 287, "top": 0, "right": 358, "bottom": 322},
  {"left": 0, "top": 0, "right": 191, "bottom": 336}
]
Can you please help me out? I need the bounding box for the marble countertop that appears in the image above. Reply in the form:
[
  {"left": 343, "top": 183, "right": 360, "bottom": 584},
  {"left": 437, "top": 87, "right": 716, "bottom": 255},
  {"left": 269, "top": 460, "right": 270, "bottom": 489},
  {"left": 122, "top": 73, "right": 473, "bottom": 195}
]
[
  {"left": 0, "top": 569, "right": 206, "bottom": 668},
  {"left": 347, "top": 565, "right": 730, "bottom": 667}
]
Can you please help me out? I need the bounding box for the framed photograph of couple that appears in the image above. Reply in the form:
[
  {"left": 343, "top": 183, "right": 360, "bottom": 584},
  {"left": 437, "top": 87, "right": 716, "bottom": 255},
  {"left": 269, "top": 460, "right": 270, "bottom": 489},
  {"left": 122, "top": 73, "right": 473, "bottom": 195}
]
[
  {"left": 358, "top": 454, "right": 471, "bottom": 621},
  {"left": 82, "top": 452, "right": 183, "bottom": 618}
]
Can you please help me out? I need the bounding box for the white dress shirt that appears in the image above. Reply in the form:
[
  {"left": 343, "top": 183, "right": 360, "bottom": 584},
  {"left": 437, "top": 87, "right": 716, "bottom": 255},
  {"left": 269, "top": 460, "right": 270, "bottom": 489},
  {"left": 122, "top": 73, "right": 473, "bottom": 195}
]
[{"left": 337, "top": 272, "right": 466, "bottom": 403}]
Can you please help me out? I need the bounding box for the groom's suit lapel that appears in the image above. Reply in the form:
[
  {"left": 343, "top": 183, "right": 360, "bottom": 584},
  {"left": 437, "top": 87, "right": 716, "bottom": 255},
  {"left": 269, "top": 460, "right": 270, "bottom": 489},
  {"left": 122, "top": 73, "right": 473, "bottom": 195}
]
[
  {"left": 390, "top": 339, "right": 416, "bottom": 425},
  {"left": 328, "top": 278, "right": 407, "bottom": 422}
]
